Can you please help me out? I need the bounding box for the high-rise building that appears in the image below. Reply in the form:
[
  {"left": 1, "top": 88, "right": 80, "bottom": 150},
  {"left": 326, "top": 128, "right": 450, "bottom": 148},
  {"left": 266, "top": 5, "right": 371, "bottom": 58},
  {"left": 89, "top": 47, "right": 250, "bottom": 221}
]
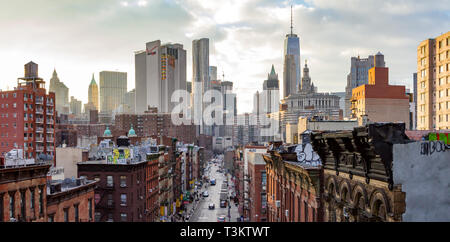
[
  {"left": 416, "top": 31, "right": 450, "bottom": 130},
  {"left": 135, "top": 40, "right": 187, "bottom": 114},
  {"left": 209, "top": 66, "right": 218, "bottom": 82},
  {"left": 49, "top": 69, "right": 69, "bottom": 115},
  {"left": 283, "top": 6, "right": 301, "bottom": 99},
  {"left": 351, "top": 66, "right": 410, "bottom": 127},
  {"left": 344, "top": 52, "right": 385, "bottom": 117},
  {"left": 262, "top": 65, "right": 280, "bottom": 114},
  {"left": 0, "top": 61, "right": 56, "bottom": 164},
  {"left": 220, "top": 81, "right": 236, "bottom": 138},
  {"left": 192, "top": 38, "right": 211, "bottom": 135},
  {"left": 123, "top": 89, "right": 136, "bottom": 114},
  {"left": 70, "top": 96, "right": 82, "bottom": 116},
  {"left": 99, "top": 71, "right": 127, "bottom": 116},
  {"left": 88, "top": 73, "right": 99, "bottom": 111},
  {"left": 412, "top": 73, "right": 418, "bottom": 130}
]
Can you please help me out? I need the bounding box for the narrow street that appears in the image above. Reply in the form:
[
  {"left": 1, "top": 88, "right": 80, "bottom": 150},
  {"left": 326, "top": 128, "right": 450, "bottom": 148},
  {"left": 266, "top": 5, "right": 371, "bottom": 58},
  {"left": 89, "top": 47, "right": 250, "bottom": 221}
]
[{"left": 189, "top": 158, "right": 240, "bottom": 222}]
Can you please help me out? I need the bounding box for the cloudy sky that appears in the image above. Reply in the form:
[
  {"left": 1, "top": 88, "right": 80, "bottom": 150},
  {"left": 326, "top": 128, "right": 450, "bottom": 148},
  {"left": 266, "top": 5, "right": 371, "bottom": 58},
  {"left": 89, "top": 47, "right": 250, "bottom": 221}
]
[{"left": 0, "top": 0, "right": 449, "bottom": 113}]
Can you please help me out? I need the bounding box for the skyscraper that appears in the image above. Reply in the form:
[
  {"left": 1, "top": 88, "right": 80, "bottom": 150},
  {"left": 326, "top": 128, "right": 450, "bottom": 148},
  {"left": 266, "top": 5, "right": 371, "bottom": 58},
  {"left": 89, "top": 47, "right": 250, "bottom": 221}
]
[
  {"left": 344, "top": 52, "right": 385, "bottom": 117},
  {"left": 99, "top": 71, "right": 127, "bottom": 116},
  {"left": 262, "top": 65, "right": 280, "bottom": 114},
  {"left": 283, "top": 6, "right": 301, "bottom": 99},
  {"left": 70, "top": 96, "right": 82, "bottom": 116},
  {"left": 192, "top": 38, "right": 211, "bottom": 135},
  {"left": 49, "top": 69, "right": 69, "bottom": 115},
  {"left": 416, "top": 31, "right": 450, "bottom": 130},
  {"left": 88, "top": 73, "right": 99, "bottom": 111},
  {"left": 135, "top": 40, "right": 187, "bottom": 114}
]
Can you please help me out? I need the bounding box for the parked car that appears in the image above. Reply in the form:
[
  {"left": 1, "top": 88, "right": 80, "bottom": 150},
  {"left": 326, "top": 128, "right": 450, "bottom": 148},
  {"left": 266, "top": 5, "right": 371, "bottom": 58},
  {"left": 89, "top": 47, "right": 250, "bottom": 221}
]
[
  {"left": 203, "top": 191, "right": 209, "bottom": 197},
  {"left": 217, "top": 216, "right": 226, "bottom": 222},
  {"left": 208, "top": 203, "right": 215, "bottom": 209}
]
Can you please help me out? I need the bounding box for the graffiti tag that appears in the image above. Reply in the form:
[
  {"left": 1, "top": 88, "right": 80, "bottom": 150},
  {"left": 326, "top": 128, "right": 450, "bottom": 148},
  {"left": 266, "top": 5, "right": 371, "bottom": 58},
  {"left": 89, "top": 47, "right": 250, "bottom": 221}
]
[
  {"left": 428, "top": 133, "right": 449, "bottom": 145},
  {"left": 420, "top": 141, "right": 449, "bottom": 156},
  {"left": 294, "top": 143, "right": 321, "bottom": 166}
]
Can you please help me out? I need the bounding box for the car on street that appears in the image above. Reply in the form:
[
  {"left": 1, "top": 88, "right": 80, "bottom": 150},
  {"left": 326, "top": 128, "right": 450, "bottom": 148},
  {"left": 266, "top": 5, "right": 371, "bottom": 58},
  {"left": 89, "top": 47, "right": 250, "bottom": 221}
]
[
  {"left": 208, "top": 203, "right": 215, "bottom": 209},
  {"left": 217, "top": 216, "right": 226, "bottom": 222},
  {"left": 220, "top": 200, "right": 227, "bottom": 208},
  {"left": 203, "top": 191, "right": 209, "bottom": 197}
]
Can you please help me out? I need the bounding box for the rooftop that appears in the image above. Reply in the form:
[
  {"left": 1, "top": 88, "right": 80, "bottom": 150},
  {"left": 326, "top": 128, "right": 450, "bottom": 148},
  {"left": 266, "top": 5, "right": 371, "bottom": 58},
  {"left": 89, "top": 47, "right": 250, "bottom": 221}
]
[{"left": 47, "top": 177, "right": 97, "bottom": 195}]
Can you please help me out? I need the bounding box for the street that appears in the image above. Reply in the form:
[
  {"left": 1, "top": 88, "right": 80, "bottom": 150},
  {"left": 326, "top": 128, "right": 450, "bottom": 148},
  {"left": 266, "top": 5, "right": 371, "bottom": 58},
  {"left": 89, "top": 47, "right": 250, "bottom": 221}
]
[{"left": 189, "top": 158, "right": 240, "bottom": 222}]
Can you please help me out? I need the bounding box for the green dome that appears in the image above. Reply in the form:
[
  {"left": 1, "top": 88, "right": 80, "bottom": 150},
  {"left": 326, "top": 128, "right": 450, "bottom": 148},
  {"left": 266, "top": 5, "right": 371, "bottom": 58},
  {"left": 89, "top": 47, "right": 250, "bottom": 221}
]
[
  {"left": 103, "top": 126, "right": 112, "bottom": 137},
  {"left": 128, "top": 124, "right": 136, "bottom": 136}
]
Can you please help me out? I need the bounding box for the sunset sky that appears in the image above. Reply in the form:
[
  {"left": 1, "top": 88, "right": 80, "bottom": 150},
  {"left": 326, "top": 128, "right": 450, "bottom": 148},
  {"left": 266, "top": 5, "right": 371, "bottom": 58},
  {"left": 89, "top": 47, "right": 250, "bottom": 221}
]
[{"left": 0, "top": 0, "right": 449, "bottom": 113}]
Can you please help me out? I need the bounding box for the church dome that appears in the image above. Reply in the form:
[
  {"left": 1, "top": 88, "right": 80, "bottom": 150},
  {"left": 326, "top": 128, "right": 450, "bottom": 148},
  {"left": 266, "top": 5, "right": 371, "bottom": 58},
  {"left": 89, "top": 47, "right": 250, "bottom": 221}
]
[{"left": 128, "top": 124, "right": 136, "bottom": 137}]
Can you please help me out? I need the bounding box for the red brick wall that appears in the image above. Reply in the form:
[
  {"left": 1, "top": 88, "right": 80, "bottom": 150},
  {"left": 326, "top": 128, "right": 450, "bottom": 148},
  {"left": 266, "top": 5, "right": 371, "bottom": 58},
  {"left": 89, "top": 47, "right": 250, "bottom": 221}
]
[{"left": 46, "top": 186, "right": 95, "bottom": 222}]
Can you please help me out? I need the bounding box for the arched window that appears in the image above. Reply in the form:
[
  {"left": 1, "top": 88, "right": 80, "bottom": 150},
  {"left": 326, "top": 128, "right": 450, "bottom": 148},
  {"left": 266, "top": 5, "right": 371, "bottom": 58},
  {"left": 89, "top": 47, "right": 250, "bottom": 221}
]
[
  {"left": 354, "top": 193, "right": 367, "bottom": 222},
  {"left": 372, "top": 199, "right": 387, "bottom": 222},
  {"left": 328, "top": 183, "right": 336, "bottom": 222}
]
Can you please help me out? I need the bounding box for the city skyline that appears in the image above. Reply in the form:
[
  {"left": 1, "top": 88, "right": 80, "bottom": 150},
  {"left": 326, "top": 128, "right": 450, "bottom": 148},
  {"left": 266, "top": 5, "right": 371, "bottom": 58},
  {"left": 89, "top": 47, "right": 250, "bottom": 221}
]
[{"left": 0, "top": 0, "right": 449, "bottom": 113}]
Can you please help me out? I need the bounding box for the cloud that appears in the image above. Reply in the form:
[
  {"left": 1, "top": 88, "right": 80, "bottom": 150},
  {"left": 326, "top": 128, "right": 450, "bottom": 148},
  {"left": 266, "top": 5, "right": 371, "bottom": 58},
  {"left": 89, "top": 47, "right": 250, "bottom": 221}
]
[{"left": 0, "top": 0, "right": 448, "bottom": 113}]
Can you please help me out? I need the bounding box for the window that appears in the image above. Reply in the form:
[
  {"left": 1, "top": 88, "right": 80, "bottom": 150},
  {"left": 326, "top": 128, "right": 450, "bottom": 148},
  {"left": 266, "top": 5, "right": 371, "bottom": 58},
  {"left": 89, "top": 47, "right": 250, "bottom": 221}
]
[
  {"left": 48, "top": 214, "right": 55, "bottom": 222},
  {"left": 107, "top": 194, "right": 113, "bottom": 206},
  {"left": 108, "top": 213, "right": 113, "bottom": 222},
  {"left": 20, "top": 190, "right": 26, "bottom": 220},
  {"left": 10, "top": 193, "right": 15, "bottom": 219},
  {"left": 74, "top": 204, "right": 79, "bottom": 222},
  {"left": 64, "top": 208, "right": 69, "bottom": 222},
  {"left": 39, "top": 187, "right": 43, "bottom": 215},
  {"left": 88, "top": 198, "right": 93, "bottom": 221},
  {"left": 95, "top": 212, "right": 101, "bottom": 222},
  {"left": 304, "top": 201, "right": 308, "bottom": 222},
  {"left": 120, "top": 194, "right": 127, "bottom": 206},
  {"left": 120, "top": 176, "right": 127, "bottom": 187},
  {"left": 107, "top": 175, "right": 113, "bottom": 187},
  {"left": 121, "top": 213, "right": 127, "bottom": 222},
  {"left": 30, "top": 188, "right": 35, "bottom": 213},
  {"left": 421, "top": 69, "right": 426, "bottom": 78}
]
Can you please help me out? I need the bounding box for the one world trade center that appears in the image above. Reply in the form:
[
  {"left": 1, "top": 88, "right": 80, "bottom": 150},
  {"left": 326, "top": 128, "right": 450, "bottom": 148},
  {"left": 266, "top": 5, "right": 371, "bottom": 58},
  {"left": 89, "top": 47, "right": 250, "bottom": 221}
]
[{"left": 283, "top": 6, "right": 301, "bottom": 98}]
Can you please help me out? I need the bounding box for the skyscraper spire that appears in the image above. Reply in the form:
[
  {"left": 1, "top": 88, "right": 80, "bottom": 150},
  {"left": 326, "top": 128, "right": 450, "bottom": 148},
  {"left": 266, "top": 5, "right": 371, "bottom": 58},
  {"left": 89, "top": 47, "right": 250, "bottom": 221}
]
[{"left": 290, "top": 5, "right": 293, "bottom": 35}]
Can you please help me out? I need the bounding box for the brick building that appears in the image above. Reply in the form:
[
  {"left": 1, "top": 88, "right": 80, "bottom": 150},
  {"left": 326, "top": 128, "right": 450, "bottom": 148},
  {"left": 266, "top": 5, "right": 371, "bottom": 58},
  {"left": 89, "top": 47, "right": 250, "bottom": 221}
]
[
  {"left": 114, "top": 111, "right": 196, "bottom": 144},
  {"left": 351, "top": 65, "right": 410, "bottom": 128},
  {"left": 263, "top": 143, "right": 323, "bottom": 222},
  {"left": 247, "top": 152, "right": 268, "bottom": 222},
  {"left": 0, "top": 61, "right": 56, "bottom": 164},
  {"left": 77, "top": 138, "right": 150, "bottom": 222},
  {"left": 0, "top": 163, "right": 50, "bottom": 222},
  {"left": 233, "top": 148, "right": 244, "bottom": 217},
  {"left": 55, "top": 124, "right": 78, "bottom": 147},
  {"left": 46, "top": 177, "right": 97, "bottom": 222},
  {"left": 146, "top": 153, "right": 160, "bottom": 222},
  {"left": 1, "top": 162, "right": 96, "bottom": 222}
]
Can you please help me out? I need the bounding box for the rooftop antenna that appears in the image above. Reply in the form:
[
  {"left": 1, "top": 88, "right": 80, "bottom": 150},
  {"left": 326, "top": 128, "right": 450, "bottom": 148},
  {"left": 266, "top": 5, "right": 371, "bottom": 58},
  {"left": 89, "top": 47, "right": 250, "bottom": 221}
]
[{"left": 290, "top": 5, "right": 293, "bottom": 35}]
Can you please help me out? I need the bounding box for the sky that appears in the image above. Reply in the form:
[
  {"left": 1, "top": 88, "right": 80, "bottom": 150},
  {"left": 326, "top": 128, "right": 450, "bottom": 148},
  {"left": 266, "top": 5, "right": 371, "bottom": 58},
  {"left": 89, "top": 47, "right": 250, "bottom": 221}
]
[{"left": 0, "top": 0, "right": 449, "bottom": 113}]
